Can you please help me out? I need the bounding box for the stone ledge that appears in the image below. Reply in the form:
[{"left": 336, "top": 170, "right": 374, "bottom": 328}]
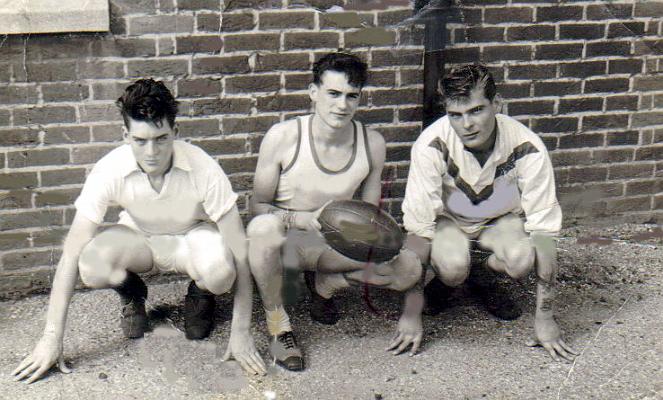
[{"left": 0, "top": 0, "right": 109, "bottom": 34}]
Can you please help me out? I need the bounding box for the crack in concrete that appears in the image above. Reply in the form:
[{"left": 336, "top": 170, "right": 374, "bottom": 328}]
[{"left": 556, "top": 294, "right": 633, "bottom": 400}]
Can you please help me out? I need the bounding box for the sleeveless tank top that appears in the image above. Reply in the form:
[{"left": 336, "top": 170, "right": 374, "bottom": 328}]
[{"left": 274, "top": 114, "right": 372, "bottom": 211}]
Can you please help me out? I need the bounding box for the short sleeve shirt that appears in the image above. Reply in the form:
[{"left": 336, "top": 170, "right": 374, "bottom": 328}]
[{"left": 74, "top": 140, "right": 238, "bottom": 235}]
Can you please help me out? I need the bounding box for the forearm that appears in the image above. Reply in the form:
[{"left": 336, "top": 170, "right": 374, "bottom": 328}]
[
  {"left": 532, "top": 233, "right": 558, "bottom": 320},
  {"left": 230, "top": 258, "right": 253, "bottom": 332},
  {"left": 401, "top": 283, "right": 424, "bottom": 319},
  {"left": 43, "top": 253, "right": 80, "bottom": 340}
]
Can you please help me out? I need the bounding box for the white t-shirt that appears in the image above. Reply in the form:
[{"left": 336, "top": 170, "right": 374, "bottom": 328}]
[
  {"left": 75, "top": 140, "right": 238, "bottom": 235},
  {"left": 402, "top": 114, "right": 562, "bottom": 239}
]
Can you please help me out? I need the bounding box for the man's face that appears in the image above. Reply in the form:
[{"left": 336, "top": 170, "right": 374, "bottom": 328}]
[
  {"left": 445, "top": 86, "right": 500, "bottom": 150},
  {"left": 123, "top": 117, "right": 175, "bottom": 176},
  {"left": 310, "top": 70, "right": 361, "bottom": 130}
]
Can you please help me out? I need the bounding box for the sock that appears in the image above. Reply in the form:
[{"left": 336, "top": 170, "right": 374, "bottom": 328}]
[
  {"left": 114, "top": 271, "right": 147, "bottom": 302},
  {"left": 315, "top": 272, "right": 350, "bottom": 299},
  {"left": 265, "top": 305, "right": 292, "bottom": 336}
]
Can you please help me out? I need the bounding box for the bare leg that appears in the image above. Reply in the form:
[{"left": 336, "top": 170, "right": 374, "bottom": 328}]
[{"left": 479, "top": 214, "right": 535, "bottom": 280}]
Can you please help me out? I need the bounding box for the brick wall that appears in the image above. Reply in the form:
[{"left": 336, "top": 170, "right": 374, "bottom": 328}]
[
  {"left": 1, "top": 0, "right": 662, "bottom": 298},
  {"left": 0, "top": 0, "right": 423, "bottom": 297}
]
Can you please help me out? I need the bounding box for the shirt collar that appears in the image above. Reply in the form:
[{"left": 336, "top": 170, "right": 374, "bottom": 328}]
[{"left": 119, "top": 141, "right": 192, "bottom": 178}]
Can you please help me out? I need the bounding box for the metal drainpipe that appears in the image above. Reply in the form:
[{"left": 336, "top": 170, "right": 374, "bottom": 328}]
[{"left": 402, "top": 0, "right": 461, "bottom": 129}]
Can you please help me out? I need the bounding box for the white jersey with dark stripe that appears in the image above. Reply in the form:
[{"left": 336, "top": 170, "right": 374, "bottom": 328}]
[{"left": 402, "top": 113, "right": 562, "bottom": 239}]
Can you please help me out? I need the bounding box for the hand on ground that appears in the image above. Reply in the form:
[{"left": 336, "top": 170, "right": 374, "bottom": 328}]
[
  {"left": 223, "top": 331, "right": 266, "bottom": 375},
  {"left": 12, "top": 334, "right": 71, "bottom": 384},
  {"left": 527, "top": 317, "right": 579, "bottom": 362},
  {"left": 387, "top": 311, "right": 423, "bottom": 356}
]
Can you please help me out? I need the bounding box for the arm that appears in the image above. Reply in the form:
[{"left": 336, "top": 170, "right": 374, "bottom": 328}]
[
  {"left": 217, "top": 205, "right": 266, "bottom": 375},
  {"left": 13, "top": 213, "right": 99, "bottom": 383},
  {"left": 360, "top": 129, "right": 386, "bottom": 206}
]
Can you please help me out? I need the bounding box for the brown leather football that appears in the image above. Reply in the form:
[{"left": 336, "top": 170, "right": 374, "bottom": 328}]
[{"left": 318, "top": 200, "right": 404, "bottom": 263}]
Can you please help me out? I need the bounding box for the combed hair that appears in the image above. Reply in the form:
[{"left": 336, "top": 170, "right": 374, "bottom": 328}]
[
  {"left": 313, "top": 51, "right": 368, "bottom": 89},
  {"left": 441, "top": 64, "right": 496, "bottom": 103},
  {"left": 116, "top": 79, "right": 178, "bottom": 129}
]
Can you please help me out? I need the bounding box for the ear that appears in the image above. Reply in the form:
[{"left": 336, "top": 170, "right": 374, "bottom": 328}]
[
  {"left": 491, "top": 94, "right": 503, "bottom": 114},
  {"left": 122, "top": 126, "right": 130, "bottom": 144},
  {"left": 308, "top": 82, "right": 318, "bottom": 102}
]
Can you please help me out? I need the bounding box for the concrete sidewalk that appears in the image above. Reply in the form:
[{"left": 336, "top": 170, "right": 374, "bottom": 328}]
[{"left": 1, "top": 223, "right": 662, "bottom": 400}]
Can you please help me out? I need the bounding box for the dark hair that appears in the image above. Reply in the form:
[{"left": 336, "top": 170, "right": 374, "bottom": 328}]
[
  {"left": 116, "top": 79, "right": 178, "bottom": 129},
  {"left": 312, "top": 52, "right": 368, "bottom": 89},
  {"left": 441, "top": 64, "right": 496, "bottom": 103}
]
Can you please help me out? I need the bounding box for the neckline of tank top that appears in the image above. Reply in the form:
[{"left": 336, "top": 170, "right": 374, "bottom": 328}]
[{"left": 307, "top": 115, "right": 358, "bottom": 175}]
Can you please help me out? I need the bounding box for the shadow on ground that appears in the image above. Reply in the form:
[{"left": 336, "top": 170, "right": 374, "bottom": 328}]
[{"left": 1, "top": 223, "right": 662, "bottom": 400}]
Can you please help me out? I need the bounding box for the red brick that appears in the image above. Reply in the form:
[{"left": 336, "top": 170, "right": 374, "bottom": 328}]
[
  {"left": 255, "top": 53, "right": 310, "bottom": 72},
  {"left": 533, "top": 81, "right": 581, "bottom": 97},
  {"left": 0, "top": 209, "right": 63, "bottom": 230},
  {"left": 223, "top": 116, "right": 279, "bottom": 134},
  {"left": 0, "top": 232, "right": 30, "bottom": 251},
  {"left": 634, "top": 2, "right": 663, "bottom": 17},
  {"left": 0, "top": 128, "right": 39, "bottom": 146},
  {"left": 223, "top": 0, "right": 281, "bottom": 11},
  {"left": 320, "top": 11, "right": 365, "bottom": 29},
  {"left": 376, "top": 9, "right": 411, "bottom": 26},
  {"left": 559, "top": 61, "right": 606, "bottom": 78},
  {"left": 633, "top": 112, "right": 663, "bottom": 128},
  {"left": 559, "top": 24, "right": 605, "bottom": 40},
  {"left": 551, "top": 150, "right": 592, "bottom": 167},
  {"left": 355, "top": 108, "right": 393, "bottom": 124},
  {"left": 531, "top": 117, "right": 578, "bottom": 133},
  {"left": 606, "top": 96, "right": 638, "bottom": 111},
  {"left": 370, "top": 88, "right": 421, "bottom": 106},
  {"left": 35, "top": 188, "right": 81, "bottom": 207},
  {"left": 506, "top": 64, "right": 553, "bottom": 80},
  {"left": 625, "top": 180, "right": 658, "bottom": 196},
  {"left": 177, "top": 119, "right": 219, "bottom": 138},
  {"left": 568, "top": 166, "right": 607, "bottom": 184},
  {"left": 443, "top": 47, "right": 480, "bottom": 64},
  {"left": 79, "top": 104, "right": 122, "bottom": 123},
  {"left": 635, "top": 146, "right": 663, "bottom": 161},
  {"left": 584, "top": 78, "right": 630, "bottom": 94},
  {"left": 535, "top": 44, "right": 584, "bottom": 60},
  {"left": 608, "top": 59, "right": 643, "bottom": 75},
  {"left": 465, "top": 27, "right": 504, "bottom": 43},
  {"left": 587, "top": 4, "right": 633, "bottom": 20},
  {"left": 608, "top": 22, "right": 646, "bottom": 38},
  {"left": 257, "top": 94, "right": 310, "bottom": 112},
  {"left": 593, "top": 148, "right": 634, "bottom": 164},
  {"left": 43, "top": 126, "right": 90, "bottom": 145},
  {"left": 398, "top": 26, "right": 425, "bottom": 47},
  {"left": 190, "top": 138, "right": 247, "bottom": 157},
  {"left": 226, "top": 75, "right": 281, "bottom": 93},
  {"left": 377, "top": 125, "right": 420, "bottom": 143},
  {"left": 41, "top": 83, "right": 89, "bottom": 103},
  {"left": 0, "top": 85, "right": 39, "bottom": 104},
  {"left": 368, "top": 70, "right": 396, "bottom": 87},
  {"left": 635, "top": 39, "right": 663, "bottom": 56},
  {"left": 507, "top": 100, "right": 554, "bottom": 116},
  {"left": 583, "top": 115, "right": 629, "bottom": 130},
  {"left": 40, "top": 168, "right": 86, "bottom": 187},
  {"left": 558, "top": 133, "right": 604, "bottom": 149},
  {"left": 345, "top": 28, "right": 396, "bottom": 48},
  {"left": 192, "top": 98, "right": 253, "bottom": 115},
  {"left": 0, "top": 172, "right": 38, "bottom": 190},
  {"left": 220, "top": 12, "right": 256, "bottom": 32},
  {"left": 177, "top": 78, "right": 222, "bottom": 98},
  {"left": 178, "top": 0, "right": 219, "bottom": 10},
  {"left": 496, "top": 82, "right": 530, "bottom": 99},
  {"left": 506, "top": 25, "right": 555, "bottom": 42},
  {"left": 128, "top": 15, "right": 194, "bottom": 35},
  {"left": 634, "top": 76, "right": 663, "bottom": 92},
  {"left": 13, "top": 106, "right": 76, "bottom": 125},
  {"left": 70, "top": 145, "right": 116, "bottom": 164},
  {"left": 536, "top": 5, "right": 583, "bottom": 22},
  {"left": 176, "top": 36, "right": 223, "bottom": 54},
  {"left": 219, "top": 156, "right": 258, "bottom": 174},
  {"left": 13, "top": 61, "right": 76, "bottom": 82},
  {"left": 127, "top": 59, "right": 189, "bottom": 78},
  {"left": 606, "top": 196, "right": 652, "bottom": 213},
  {"left": 0, "top": 190, "right": 32, "bottom": 209},
  {"left": 371, "top": 49, "right": 422, "bottom": 67},
  {"left": 30, "top": 228, "right": 68, "bottom": 248},
  {"left": 386, "top": 145, "right": 411, "bottom": 162},
  {"left": 77, "top": 60, "right": 125, "bottom": 80},
  {"left": 609, "top": 163, "right": 653, "bottom": 179},
  {"left": 558, "top": 98, "right": 603, "bottom": 113},
  {"left": 225, "top": 33, "right": 280, "bottom": 52},
  {"left": 586, "top": 41, "right": 632, "bottom": 58},
  {"left": 90, "top": 38, "right": 157, "bottom": 58},
  {"left": 285, "top": 32, "right": 340, "bottom": 50},
  {"left": 91, "top": 124, "right": 123, "bottom": 142},
  {"left": 196, "top": 13, "right": 220, "bottom": 32},
  {"left": 3, "top": 249, "right": 62, "bottom": 270},
  {"left": 483, "top": 45, "right": 531, "bottom": 62},
  {"left": 485, "top": 7, "right": 533, "bottom": 24},
  {"left": 109, "top": 0, "right": 159, "bottom": 13},
  {"left": 259, "top": 11, "right": 314, "bottom": 29},
  {"left": 285, "top": 73, "right": 313, "bottom": 91},
  {"left": 7, "top": 149, "right": 69, "bottom": 168},
  {"left": 193, "top": 56, "right": 250, "bottom": 75}
]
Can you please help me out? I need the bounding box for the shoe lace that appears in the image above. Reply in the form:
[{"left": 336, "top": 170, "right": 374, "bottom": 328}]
[{"left": 278, "top": 332, "right": 297, "bottom": 349}]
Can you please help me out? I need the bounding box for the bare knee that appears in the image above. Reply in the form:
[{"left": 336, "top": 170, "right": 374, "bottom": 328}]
[
  {"left": 430, "top": 226, "right": 470, "bottom": 287},
  {"left": 78, "top": 243, "right": 114, "bottom": 288},
  {"left": 196, "top": 248, "right": 236, "bottom": 295},
  {"left": 247, "top": 214, "right": 285, "bottom": 245},
  {"left": 503, "top": 246, "right": 535, "bottom": 279}
]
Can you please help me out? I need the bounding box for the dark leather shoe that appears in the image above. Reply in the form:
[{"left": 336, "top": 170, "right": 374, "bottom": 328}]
[
  {"left": 304, "top": 271, "right": 340, "bottom": 325},
  {"left": 184, "top": 281, "right": 216, "bottom": 340}
]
